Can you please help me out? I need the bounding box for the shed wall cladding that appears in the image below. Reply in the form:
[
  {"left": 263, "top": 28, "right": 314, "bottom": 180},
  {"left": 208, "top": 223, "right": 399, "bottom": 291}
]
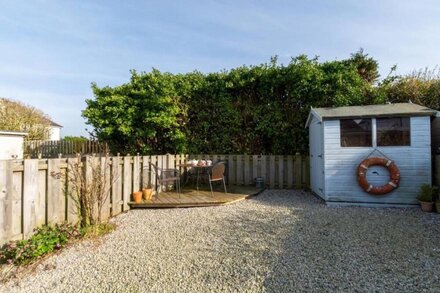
[
  {"left": 309, "top": 115, "right": 325, "bottom": 198},
  {"left": 432, "top": 116, "right": 440, "bottom": 154},
  {"left": 323, "top": 116, "right": 431, "bottom": 204}
]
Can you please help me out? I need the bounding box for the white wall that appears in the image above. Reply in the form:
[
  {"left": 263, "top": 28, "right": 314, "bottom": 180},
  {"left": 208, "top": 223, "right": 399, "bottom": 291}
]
[
  {"left": 48, "top": 126, "right": 61, "bottom": 141},
  {"left": 0, "top": 134, "right": 25, "bottom": 160},
  {"left": 323, "top": 116, "right": 431, "bottom": 205}
]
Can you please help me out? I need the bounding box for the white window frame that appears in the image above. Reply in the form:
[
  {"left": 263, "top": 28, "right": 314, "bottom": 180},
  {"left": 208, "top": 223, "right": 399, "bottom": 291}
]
[{"left": 340, "top": 117, "right": 411, "bottom": 148}]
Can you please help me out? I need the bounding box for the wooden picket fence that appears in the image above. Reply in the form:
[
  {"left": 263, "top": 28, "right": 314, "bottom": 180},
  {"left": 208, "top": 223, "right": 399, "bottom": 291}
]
[
  {"left": 0, "top": 154, "right": 309, "bottom": 244},
  {"left": 24, "top": 140, "right": 109, "bottom": 158}
]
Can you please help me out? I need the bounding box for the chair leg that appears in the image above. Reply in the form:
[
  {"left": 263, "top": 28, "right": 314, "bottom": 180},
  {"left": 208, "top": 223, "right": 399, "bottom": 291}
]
[
  {"left": 223, "top": 177, "right": 227, "bottom": 194},
  {"left": 196, "top": 169, "right": 200, "bottom": 191},
  {"left": 209, "top": 175, "right": 214, "bottom": 197}
]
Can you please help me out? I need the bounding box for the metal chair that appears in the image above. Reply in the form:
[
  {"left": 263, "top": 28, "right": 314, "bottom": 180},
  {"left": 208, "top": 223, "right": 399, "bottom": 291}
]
[
  {"left": 208, "top": 162, "right": 227, "bottom": 197},
  {"left": 150, "top": 163, "right": 181, "bottom": 197}
]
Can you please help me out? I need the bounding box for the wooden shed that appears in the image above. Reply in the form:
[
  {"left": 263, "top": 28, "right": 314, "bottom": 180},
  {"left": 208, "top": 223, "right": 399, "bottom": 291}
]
[{"left": 306, "top": 103, "right": 437, "bottom": 206}]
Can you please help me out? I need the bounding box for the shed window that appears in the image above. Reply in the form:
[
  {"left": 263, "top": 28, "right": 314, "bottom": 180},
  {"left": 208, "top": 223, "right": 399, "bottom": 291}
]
[
  {"left": 340, "top": 119, "right": 372, "bottom": 147},
  {"left": 377, "top": 117, "right": 410, "bottom": 146}
]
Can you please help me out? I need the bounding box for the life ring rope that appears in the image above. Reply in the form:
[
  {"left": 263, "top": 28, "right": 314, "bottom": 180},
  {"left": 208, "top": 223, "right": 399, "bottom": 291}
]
[{"left": 357, "top": 157, "right": 400, "bottom": 196}]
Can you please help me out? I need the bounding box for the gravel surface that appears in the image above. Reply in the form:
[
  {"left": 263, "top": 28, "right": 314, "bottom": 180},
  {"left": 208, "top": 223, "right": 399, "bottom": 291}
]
[{"left": 2, "top": 190, "right": 440, "bottom": 292}]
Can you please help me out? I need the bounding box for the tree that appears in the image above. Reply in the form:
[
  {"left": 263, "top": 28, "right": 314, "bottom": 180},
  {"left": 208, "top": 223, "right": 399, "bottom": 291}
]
[
  {"left": 345, "top": 48, "right": 380, "bottom": 84},
  {"left": 0, "top": 98, "right": 51, "bottom": 140},
  {"left": 83, "top": 70, "right": 187, "bottom": 155}
]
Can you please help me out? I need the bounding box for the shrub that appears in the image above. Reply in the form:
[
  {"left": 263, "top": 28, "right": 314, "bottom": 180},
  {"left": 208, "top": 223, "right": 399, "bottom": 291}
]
[
  {"left": 62, "top": 136, "right": 88, "bottom": 142},
  {"left": 66, "top": 155, "right": 116, "bottom": 228},
  {"left": 83, "top": 55, "right": 370, "bottom": 155},
  {"left": 0, "top": 224, "right": 81, "bottom": 265},
  {"left": 417, "top": 184, "right": 438, "bottom": 202}
]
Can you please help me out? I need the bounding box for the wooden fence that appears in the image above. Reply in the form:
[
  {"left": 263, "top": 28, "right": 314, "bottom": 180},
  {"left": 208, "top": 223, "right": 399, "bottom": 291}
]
[
  {"left": 24, "top": 140, "right": 109, "bottom": 158},
  {"left": 0, "top": 154, "right": 309, "bottom": 244}
]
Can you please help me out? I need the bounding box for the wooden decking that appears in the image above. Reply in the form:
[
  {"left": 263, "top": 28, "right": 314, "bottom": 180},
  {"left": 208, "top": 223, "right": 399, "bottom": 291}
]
[{"left": 128, "top": 186, "right": 264, "bottom": 208}]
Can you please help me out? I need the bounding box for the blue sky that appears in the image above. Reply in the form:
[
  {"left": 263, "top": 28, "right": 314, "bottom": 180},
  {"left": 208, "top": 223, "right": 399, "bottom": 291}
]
[{"left": 0, "top": 1, "right": 439, "bottom": 136}]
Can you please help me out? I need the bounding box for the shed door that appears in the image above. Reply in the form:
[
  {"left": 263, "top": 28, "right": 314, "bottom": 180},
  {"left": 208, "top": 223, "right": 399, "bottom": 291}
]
[{"left": 310, "top": 120, "right": 324, "bottom": 197}]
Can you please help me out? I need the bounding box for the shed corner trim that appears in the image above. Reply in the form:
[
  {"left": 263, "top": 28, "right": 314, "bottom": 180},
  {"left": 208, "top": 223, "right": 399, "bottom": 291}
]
[{"left": 305, "top": 108, "right": 321, "bottom": 128}]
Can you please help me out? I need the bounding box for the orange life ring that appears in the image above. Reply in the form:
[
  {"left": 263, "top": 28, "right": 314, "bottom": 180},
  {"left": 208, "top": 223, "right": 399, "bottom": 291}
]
[{"left": 357, "top": 157, "right": 400, "bottom": 195}]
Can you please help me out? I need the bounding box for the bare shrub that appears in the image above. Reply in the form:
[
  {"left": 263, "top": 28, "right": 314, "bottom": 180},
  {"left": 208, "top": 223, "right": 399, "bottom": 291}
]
[{"left": 66, "top": 155, "right": 116, "bottom": 227}]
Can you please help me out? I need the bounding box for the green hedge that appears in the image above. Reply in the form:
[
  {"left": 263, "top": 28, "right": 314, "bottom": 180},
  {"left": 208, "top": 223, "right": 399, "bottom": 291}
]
[{"left": 83, "top": 53, "right": 439, "bottom": 155}]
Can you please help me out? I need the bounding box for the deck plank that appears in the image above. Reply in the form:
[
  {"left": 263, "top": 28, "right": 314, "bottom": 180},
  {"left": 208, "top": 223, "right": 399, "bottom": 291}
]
[{"left": 129, "top": 186, "right": 263, "bottom": 208}]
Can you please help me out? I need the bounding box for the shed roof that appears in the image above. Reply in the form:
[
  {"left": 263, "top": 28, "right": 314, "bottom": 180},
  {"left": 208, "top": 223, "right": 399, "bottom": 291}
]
[
  {"left": 0, "top": 130, "right": 28, "bottom": 136},
  {"left": 305, "top": 103, "right": 437, "bottom": 127}
]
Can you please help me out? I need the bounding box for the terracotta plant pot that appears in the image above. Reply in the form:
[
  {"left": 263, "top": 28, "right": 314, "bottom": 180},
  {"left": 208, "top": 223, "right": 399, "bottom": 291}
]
[
  {"left": 142, "top": 188, "right": 154, "bottom": 200},
  {"left": 133, "top": 191, "right": 143, "bottom": 203},
  {"left": 419, "top": 200, "right": 434, "bottom": 212}
]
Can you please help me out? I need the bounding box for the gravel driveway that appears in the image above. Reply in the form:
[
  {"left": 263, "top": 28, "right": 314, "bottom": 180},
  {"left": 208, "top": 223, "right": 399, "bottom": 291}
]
[{"left": 2, "top": 190, "right": 440, "bottom": 292}]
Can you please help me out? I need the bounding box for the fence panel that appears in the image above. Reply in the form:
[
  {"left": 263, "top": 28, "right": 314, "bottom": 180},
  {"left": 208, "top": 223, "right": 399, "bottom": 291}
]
[
  {"left": 0, "top": 161, "right": 13, "bottom": 243},
  {"left": 122, "top": 156, "right": 132, "bottom": 212},
  {"left": 47, "top": 159, "right": 64, "bottom": 224},
  {"left": 66, "top": 158, "right": 79, "bottom": 223},
  {"left": 236, "top": 155, "right": 244, "bottom": 186},
  {"left": 24, "top": 140, "right": 109, "bottom": 158},
  {"left": 101, "top": 157, "right": 111, "bottom": 221},
  {"left": 23, "top": 160, "right": 39, "bottom": 238},
  {"left": 112, "top": 156, "right": 122, "bottom": 216},
  {"left": 228, "top": 155, "right": 235, "bottom": 185},
  {"left": 0, "top": 153, "right": 309, "bottom": 244}
]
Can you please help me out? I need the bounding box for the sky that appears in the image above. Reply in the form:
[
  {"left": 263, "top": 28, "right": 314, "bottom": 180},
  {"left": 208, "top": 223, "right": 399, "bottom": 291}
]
[{"left": 0, "top": 0, "right": 439, "bottom": 137}]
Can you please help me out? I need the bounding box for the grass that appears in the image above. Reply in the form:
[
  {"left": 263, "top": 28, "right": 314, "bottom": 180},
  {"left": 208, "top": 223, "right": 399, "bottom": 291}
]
[{"left": 81, "top": 223, "right": 115, "bottom": 239}]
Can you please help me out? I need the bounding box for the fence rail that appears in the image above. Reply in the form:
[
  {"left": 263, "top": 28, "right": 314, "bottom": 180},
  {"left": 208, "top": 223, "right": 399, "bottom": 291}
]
[
  {"left": 24, "top": 140, "right": 109, "bottom": 158},
  {"left": 0, "top": 154, "right": 309, "bottom": 244}
]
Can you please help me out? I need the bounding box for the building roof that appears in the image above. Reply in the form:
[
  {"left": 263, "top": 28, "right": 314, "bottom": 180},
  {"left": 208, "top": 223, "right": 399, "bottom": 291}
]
[
  {"left": 0, "top": 130, "right": 28, "bottom": 136},
  {"left": 305, "top": 103, "right": 437, "bottom": 127},
  {"left": 43, "top": 118, "right": 63, "bottom": 128}
]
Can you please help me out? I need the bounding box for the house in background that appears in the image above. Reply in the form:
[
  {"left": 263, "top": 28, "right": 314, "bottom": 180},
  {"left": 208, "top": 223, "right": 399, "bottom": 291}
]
[
  {"left": 306, "top": 103, "right": 437, "bottom": 207},
  {"left": 45, "top": 119, "right": 62, "bottom": 141},
  {"left": 0, "top": 131, "right": 27, "bottom": 160}
]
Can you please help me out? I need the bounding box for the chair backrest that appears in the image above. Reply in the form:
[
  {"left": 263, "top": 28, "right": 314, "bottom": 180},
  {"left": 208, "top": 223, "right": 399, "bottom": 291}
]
[
  {"left": 149, "top": 163, "right": 160, "bottom": 178},
  {"left": 210, "top": 162, "right": 225, "bottom": 180}
]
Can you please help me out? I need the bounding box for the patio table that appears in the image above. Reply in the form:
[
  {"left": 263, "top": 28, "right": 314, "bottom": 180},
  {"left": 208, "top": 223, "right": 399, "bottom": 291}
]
[{"left": 177, "top": 164, "right": 212, "bottom": 191}]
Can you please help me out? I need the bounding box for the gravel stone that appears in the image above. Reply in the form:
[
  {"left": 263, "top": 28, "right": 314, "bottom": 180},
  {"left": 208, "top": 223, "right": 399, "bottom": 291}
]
[{"left": 2, "top": 190, "right": 440, "bottom": 292}]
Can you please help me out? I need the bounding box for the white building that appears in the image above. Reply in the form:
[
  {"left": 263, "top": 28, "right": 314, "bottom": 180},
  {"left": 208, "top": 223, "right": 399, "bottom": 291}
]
[
  {"left": 0, "top": 131, "right": 27, "bottom": 160},
  {"left": 45, "top": 119, "right": 62, "bottom": 141},
  {"left": 306, "top": 103, "right": 437, "bottom": 206}
]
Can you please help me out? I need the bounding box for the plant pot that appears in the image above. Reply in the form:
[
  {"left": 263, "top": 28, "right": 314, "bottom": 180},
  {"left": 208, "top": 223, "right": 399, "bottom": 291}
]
[
  {"left": 419, "top": 200, "right": 434, "bottom": 212},
  {"left": 142, "top": 188, "right": 153, "bottom": 200},
  {"left": 435, "top": 201, "right": 440, "bottom": 213},
  {"left": 133, "top": 191, "right": 143, "bottom": 203}
]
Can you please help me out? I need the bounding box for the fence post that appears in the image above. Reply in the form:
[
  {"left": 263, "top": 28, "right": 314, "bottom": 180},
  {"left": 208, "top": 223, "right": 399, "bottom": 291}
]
[
  {"left": 244, "top": 154, "right": 250, "bottom": 186},
  {"left": 236, "top": 155, "right": 244, "bottom": 185},
  {"left": 269, "top": 156, "right": 276, "bottom": 189},
  {"left": 122, "top": 156, "right": 132, "bottom": 211},
  {"left": 111, "top": 155, "right": 122, "bottom": 216},
  {"left": 294, "top": 153, "right": 302, "bottom": 189},
  {"left": 47, "top": 158, "right": 64, "bottom": 224},
  {"left": 0, "top": 161, "right": 13, "bottom": 244},
  {"left": 133, "top": 155, "right": 140, "bottom": 193},
  {"left": 287, "top": 155, "right": 294, "bottom": 188},
  {"left": 23, "top": 159, "right": 39, "bottom": 238},
  {"left": 278, "top": 155, "right": 284, "bottom": 189}
]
